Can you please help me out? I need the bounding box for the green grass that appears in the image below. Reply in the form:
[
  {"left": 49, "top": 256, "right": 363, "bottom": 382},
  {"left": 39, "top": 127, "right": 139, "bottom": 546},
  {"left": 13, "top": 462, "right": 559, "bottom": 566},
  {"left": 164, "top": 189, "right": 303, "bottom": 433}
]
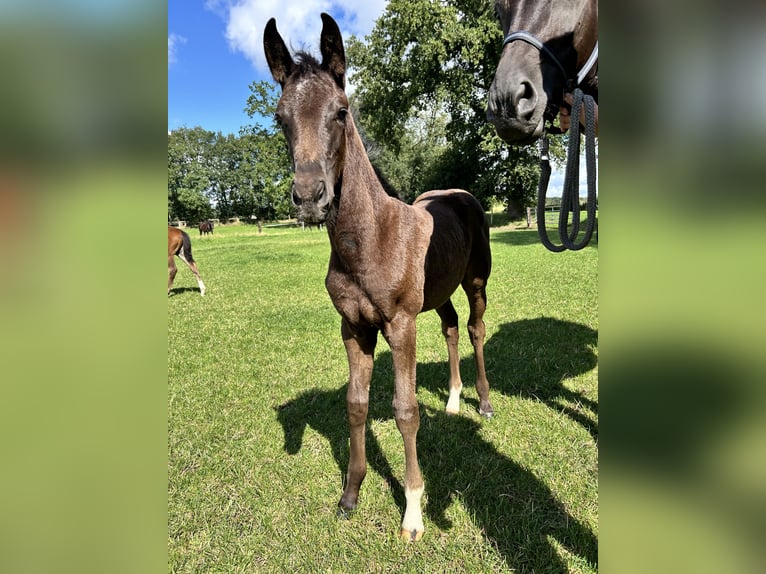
[{"left": 168, "top": 222, "right": 598, "bottom": 573}]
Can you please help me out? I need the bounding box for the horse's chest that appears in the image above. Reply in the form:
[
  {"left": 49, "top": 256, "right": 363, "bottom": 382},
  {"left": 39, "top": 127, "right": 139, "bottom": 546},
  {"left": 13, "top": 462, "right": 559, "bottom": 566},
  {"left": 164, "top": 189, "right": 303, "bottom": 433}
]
[
  {"left": 326, "top": 272, "right": 379, "bottom": 325},
  {"left": 338, "top": 292, "right": 381, "bottom": 326},
  {"left": 326, "top": 269, "right": 420, "bottom": 327}
]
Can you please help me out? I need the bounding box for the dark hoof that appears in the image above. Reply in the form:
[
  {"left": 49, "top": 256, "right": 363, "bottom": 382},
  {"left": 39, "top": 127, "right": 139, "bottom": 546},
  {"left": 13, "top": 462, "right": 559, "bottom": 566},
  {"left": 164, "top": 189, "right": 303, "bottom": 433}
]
[
  {"left": 399, "top": 528, "right": 424, "bottom": 542},
  {"left": 337, "top": 506, "right": 355, "bottom": 520}
]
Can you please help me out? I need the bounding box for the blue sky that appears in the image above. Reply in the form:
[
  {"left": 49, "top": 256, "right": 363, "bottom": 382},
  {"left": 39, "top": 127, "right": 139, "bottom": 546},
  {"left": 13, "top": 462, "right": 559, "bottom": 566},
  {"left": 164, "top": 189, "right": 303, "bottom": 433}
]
[{"left": 168, "top": 1, "right": 253, "bottom": 135}]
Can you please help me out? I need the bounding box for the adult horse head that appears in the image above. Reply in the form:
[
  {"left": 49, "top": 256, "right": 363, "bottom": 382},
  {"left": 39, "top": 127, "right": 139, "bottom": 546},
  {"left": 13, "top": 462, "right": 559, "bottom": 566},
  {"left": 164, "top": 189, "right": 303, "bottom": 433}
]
[{"left": 487, "top": 0, "right": 598, "bottom": 144}]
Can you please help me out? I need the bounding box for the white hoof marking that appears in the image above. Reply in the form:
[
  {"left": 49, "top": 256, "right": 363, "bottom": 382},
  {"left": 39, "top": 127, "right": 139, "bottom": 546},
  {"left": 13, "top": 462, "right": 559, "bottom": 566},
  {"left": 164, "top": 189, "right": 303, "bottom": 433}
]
[
  {"left": 445, "top": 384, "right": 463, "bottom": 414},
  {"left": 401, "top": 484, "right": 424, "bottom": 539}
]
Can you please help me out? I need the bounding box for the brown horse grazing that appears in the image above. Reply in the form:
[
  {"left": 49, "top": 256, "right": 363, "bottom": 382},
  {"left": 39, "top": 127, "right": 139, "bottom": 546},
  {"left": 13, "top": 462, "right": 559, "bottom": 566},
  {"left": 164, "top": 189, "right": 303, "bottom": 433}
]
[
  {"left": 264, "top": 13, "right": 493, "bottom": 542},
  {"left": 487, "top": 0, "right": 598, "bottom": 144},
  {"left": 198, "top": 219, "right": 214, "bottom": 236},
  {"left": 168, "top": 226, "right": 206, "bottom": 296}
]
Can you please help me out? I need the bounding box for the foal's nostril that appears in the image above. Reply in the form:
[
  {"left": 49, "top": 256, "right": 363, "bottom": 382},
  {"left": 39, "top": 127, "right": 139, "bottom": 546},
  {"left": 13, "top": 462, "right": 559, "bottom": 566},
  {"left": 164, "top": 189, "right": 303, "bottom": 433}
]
[
  {"left": 292, "top": 179, "right": 327, "bottom": 207},
  {"left": 291, "top": 184, "right": 302, "bottom": 206},
  {"left": 314, "top": 181, "right": 327, "bottom": 203}
]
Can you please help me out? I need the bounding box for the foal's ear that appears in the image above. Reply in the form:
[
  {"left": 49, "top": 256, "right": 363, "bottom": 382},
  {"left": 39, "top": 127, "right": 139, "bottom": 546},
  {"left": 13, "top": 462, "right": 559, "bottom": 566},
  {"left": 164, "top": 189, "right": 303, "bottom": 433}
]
[
  {"left": 263, "top": 18, "right": 294, "bottom": 88},
  {"left": 319, "top": 13, "right": 346, "bottom": 89}
]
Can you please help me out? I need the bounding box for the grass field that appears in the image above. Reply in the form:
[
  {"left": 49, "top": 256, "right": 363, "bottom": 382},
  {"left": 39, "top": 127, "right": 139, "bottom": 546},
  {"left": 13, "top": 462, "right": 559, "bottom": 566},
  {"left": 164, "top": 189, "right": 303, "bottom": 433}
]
[{"left": 168, "top": 221, "right": 598, "bottom": 573}]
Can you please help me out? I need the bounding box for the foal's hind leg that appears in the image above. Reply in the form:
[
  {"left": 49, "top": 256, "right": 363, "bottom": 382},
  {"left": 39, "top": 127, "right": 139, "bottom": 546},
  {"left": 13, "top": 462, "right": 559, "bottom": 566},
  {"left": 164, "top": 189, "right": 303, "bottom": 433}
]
[
  {"left": 168, "top": 255, "right": 177, "bottom": 295},
  {"left": 436, "top": 300, "right": 463, "bottom": 414},
  {"left": 177, "top": 252, "right": 206, "bottom": 296},
  {"left": 464, "top": 279, "right": 493, "bottom": 417}
]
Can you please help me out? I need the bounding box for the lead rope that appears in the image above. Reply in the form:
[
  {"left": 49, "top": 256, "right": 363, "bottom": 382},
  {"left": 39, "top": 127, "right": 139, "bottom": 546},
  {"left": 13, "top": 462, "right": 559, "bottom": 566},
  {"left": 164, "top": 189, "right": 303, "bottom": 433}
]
[{"left": 536, "top": 88, "right": 597, "bottom": 251}]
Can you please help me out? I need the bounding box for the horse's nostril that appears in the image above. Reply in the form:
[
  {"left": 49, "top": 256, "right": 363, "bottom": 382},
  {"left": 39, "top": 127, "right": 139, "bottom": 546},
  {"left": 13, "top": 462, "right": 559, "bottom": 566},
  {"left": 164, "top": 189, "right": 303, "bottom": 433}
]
[
  {"left": 521, "top": 81, "right": 534, "bottom": 100},
  {"left": 514, "top": 81, "right": 537, "bottom": 120}
]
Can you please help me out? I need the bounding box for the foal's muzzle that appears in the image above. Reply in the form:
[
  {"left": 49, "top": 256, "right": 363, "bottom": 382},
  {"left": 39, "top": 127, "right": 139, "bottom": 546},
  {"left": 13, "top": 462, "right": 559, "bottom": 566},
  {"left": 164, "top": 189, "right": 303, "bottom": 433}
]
[{"left": 291, "top": 164, "right": 333, "bottom": 222}]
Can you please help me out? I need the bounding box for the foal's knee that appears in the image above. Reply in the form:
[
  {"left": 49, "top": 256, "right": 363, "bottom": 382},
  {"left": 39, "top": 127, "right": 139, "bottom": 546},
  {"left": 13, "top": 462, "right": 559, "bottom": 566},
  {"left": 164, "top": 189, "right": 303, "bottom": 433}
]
[
  {"left": 441, "top": 323, "right": 459, "bottom": 344},
  {"left": 467, "top": 320, "right": 485, "bottom": 343},
  {"left": 392, "top": 400, "right": 420, "bottom": 434},
  {"left": 346, "top": 399, "right": 369, "bottom": 427}
]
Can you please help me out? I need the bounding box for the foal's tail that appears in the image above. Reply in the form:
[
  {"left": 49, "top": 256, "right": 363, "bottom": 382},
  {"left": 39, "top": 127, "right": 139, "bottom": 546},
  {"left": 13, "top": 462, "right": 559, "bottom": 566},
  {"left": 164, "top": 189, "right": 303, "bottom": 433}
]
[{"left": 181, "top": 230, "right": 195, "bottom": 263}]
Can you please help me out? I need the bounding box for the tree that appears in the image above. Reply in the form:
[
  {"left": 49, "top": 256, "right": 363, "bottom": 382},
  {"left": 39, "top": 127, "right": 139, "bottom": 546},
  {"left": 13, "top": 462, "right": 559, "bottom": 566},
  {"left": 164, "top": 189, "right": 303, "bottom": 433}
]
[
  {"left": 346, "top": 0, "right": 562, "bottom": 213},
  {"left": 167, "top": 127, "right": 216, "bottom": 223},
  {"left": 241, "top": 81, "right": 293, "bottom": 220},
  {"left": 206, "top": 133, "right": 239, "bottom": 220}
]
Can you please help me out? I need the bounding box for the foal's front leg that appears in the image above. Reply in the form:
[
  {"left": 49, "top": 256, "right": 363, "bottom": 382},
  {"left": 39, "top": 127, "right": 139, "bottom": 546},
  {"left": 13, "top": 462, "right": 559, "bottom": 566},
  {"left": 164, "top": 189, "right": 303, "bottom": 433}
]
[
  {"left": 384, "top": 315, "right": 425, "bottom": 541},
  {"left": 338, "top": 320, "right": 377, "bottom": 515}
]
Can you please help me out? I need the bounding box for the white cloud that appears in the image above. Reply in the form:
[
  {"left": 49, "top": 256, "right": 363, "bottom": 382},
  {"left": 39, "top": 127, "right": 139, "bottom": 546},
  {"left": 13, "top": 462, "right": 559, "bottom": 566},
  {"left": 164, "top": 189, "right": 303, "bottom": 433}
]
[
  {"left": 216, "top": 0, "right": 388, "bottom": 74},
  {"left": 168, "top": 33, "right": 187, "bottom": 68}
]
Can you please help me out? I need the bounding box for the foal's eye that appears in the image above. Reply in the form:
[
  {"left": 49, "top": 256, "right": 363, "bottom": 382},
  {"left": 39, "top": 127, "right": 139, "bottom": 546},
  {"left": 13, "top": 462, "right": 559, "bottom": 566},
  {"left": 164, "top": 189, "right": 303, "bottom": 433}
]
[{"left": 336, "top": 107, "right": 348, "bottom": 123}]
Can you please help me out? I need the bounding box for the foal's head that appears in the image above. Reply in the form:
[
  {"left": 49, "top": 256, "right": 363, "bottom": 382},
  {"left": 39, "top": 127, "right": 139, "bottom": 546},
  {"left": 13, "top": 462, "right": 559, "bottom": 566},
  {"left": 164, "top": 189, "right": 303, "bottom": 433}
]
[{"left": 264, "top": 13, "right": 349, "bottom": 223}]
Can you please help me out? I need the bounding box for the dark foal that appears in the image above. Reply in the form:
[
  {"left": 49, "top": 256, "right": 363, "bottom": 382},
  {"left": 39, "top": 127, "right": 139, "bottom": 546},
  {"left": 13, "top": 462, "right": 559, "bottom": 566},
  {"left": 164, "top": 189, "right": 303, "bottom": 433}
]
[
  {"left": 264, "top": 13, "right": 493, "bottom": 541},
  {"left": 198, "top": 219, "right": 214, "bottom": 236},
  {"left": 168, "top": 226, "right": 206, "bottom": 296}
]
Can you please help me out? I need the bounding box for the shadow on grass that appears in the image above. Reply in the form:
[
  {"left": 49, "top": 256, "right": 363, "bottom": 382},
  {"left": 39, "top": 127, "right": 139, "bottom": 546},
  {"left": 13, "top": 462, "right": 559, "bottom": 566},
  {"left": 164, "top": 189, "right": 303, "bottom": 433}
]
[
  {"left": 466, "top": 318, "right": 597, "bottom": 440},
  {"left": 275, "top": 317, "right": 598, "bottom": 571},
  {"left": 490, "top": 228, "right": 546, "bottom": 247}
]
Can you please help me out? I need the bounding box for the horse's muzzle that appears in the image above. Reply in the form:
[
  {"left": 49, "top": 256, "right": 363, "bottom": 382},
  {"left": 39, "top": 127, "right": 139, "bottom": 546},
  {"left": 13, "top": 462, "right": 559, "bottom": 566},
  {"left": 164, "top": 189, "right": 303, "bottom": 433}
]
[
  {"left": 488, "top": 48, "right": 548, "bottom": 145},
  {"left": 487, "top": 106, "right": 545, "bottom": 145},
  {"left": 291, "top": 172, "right": 333, "bottom": 223}
]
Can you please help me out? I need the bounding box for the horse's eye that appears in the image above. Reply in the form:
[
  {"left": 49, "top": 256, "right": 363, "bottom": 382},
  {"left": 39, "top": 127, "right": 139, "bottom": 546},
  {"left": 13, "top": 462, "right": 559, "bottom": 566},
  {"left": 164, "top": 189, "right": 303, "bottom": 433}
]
[{"left": 336, "top": 107, "right": 348, "bottom": 123}]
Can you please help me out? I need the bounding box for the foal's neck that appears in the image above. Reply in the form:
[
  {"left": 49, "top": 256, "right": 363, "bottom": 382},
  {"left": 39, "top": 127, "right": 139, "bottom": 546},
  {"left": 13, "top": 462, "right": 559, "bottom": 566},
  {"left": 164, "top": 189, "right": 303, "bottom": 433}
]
[{"left": 330, "top": 117, "right": 390, "bottom": 230}]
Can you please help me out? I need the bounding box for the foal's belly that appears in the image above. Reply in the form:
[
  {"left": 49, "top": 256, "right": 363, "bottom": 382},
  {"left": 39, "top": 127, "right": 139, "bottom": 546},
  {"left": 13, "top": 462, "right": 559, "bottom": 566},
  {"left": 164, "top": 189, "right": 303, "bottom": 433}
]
[{"left": 421, "top": 275, "right": 462, "bottom": 313}]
